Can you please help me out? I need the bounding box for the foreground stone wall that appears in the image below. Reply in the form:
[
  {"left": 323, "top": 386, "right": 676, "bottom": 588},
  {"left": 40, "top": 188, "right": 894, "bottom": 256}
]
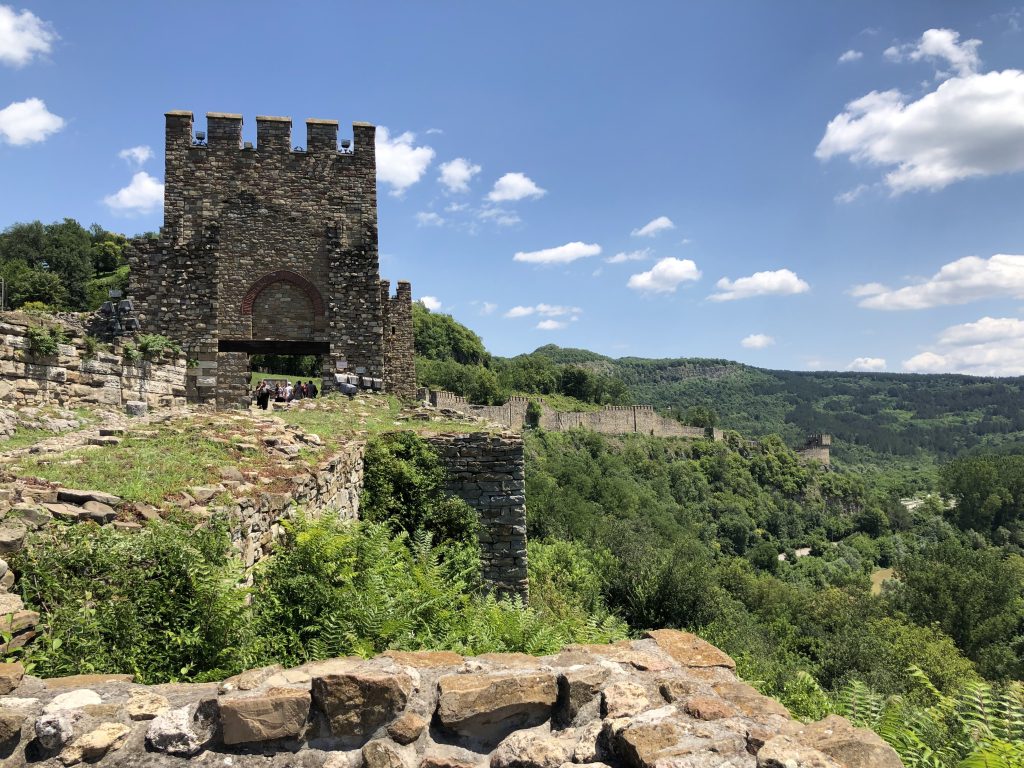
[
  {"left": 0, "top": 629, "right": 902, "bottom": 767},
  {"left": 0, "top": 314, "right": 186, "bottom": 410},
  {"left": 428, "top": 433, "right": 527, "bottom": 600}
]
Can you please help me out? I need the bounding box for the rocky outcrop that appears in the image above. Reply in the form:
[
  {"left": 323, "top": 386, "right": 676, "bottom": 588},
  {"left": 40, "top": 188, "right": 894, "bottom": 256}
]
[{"left": 0, "top": 630, "right": 902, "bottom": 767}]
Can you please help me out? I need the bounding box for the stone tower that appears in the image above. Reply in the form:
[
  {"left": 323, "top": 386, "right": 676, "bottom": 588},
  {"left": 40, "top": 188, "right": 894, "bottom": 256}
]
[{"left": 125, "top": 111, "right": 417, "bottom": 407}]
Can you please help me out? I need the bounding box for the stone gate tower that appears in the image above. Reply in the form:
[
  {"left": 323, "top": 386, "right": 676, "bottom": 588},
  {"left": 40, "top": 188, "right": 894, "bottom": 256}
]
[{"left": 126, "top": 110, "right": 416, "bottom": 407}]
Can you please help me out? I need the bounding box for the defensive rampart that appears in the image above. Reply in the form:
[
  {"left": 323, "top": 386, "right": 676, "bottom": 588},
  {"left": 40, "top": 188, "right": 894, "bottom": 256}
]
[
  {"left": 423, "top": 390, "right": 723, "bottom": 440},
  {"left": 0, "top": 629, "right": 901, "bottom": 767},
  {"left": 0, "top": 313, "right": 186, "bottom": 410}
]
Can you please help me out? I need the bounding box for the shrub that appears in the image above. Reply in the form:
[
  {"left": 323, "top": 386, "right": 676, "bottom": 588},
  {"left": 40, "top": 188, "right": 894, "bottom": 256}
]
[
  {"left": 136, "top": 333, "right": 182, "bottom": 360},
  {"left": 25, "top": 325, "right": 67, "bottom": 358},
  {"left": 15, "top": 519, "right": 246, "bottom": 683},
  {"left": 121, "top": 342, "right": 140, "bottom": 364},
  {"left": 82, "top": 335, "right": 100, "bottom": 360}
]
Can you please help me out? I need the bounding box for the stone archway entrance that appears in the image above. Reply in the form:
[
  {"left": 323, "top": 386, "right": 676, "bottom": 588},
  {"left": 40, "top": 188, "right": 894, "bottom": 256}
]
[{"left": 215, "top": 271, "right": 330, "bottom": 408}]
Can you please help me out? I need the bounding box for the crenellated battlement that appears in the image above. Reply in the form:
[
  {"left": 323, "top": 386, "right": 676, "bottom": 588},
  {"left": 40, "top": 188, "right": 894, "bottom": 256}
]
[{"left": 163, "top": 110, "right": 370, "bottom": 155}]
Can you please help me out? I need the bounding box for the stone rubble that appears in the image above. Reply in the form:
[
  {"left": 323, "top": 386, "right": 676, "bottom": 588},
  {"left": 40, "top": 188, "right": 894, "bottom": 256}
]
[{"left": 0, "top": 630, "right": 902, "bottom": 767}]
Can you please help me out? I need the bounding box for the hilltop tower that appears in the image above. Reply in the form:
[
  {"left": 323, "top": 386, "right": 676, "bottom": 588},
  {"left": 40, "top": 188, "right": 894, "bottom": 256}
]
[{"left": 125, "top": 111, "right": 416, "bottom": 407}]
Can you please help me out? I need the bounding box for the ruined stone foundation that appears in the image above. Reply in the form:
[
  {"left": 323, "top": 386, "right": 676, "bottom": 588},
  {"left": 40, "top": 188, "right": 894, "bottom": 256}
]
[{"left": 0, "top": 630, "right": 901, "bottom": 767}]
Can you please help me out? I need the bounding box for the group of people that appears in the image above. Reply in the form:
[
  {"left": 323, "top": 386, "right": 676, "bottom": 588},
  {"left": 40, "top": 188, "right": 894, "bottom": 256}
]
[{"left": 253, "top": 378, "right": 319, "bottom": 410}]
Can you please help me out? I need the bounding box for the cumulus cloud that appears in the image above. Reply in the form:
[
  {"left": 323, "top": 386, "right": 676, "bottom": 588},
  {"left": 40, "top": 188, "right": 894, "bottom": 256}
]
[
  {"left": 848, "top": 357, "right": 887, "bottom": 371},
  {"left": 103, "top": 171, "right": 164, "bottom": 214},
  {"left": 606, "top": 249, "right": 650, "bottom": 264},
  {"left": 118, "top": 145, "right": 152, "bottom": 166},
  {"left": 478, "top": 207, "right": 521, "bottom": 227},
  {"left": 513, "top": 241, "right": 600, "bottom": 265},
  {"left": 536, "top": 319, "right": 567, "bottom": 331},
  {"left": 0, "top": 97, "right": 63, "bottom": 145},
  {"left": 488, "top": 172, "right": 546, "bottom": 202},
  {"left": 415, "top": 211, "right": 444, "bottom": 227},
  {"left": 816, "top": 67, "right": 1024, "bottom": 192},
  {"left": 709, "top": 268, "right": 810, "bottom": 301},
  {"left": 418, "top": 296, "right": 442, "bottom": 311},
  {"left": 438, "top": 157, "right": 481, "bottom": 193},
  {"left": 884, "top": 28, "right": 981, "bottom": 78},
  {"left": 854, "top": 254, "right": 1024, "bottom": 310},
  {"left": 741, "top": 333, "right": 775, "bottom": 349},
  {"left": 376, "top": 127, "right": 435, "bottom": 195},
  {"left": 838, "top": 49, "right": 863, "bottom": 63},
  {"left": 0, "top": 5, "right": 56, "bottom": 67},
  {"left": 631, "top": 216, "right": 675, "bottom": 237},
  {"left": 505, "top": 303, "right": 581, "bottom": 319},
  {"left": 903, "top": 316, "right": 1024, "bottom": 376},
  {"left": 627, "top": 257, "right": 701, "bottom": 293}
]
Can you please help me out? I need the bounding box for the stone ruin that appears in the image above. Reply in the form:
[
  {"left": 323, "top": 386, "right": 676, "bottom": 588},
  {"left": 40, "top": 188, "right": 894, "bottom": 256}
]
[
  {"left": 0, "top": 629, "right": 901, "bottom": 767},
  {"left": 125, "top": 110, "right": 416, "bottom": 409}
]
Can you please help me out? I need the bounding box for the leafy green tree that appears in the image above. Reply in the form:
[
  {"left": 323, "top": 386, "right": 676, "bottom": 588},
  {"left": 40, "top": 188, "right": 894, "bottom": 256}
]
[{"left": 412, "top": 302, "right": 488, "bottom": 365}]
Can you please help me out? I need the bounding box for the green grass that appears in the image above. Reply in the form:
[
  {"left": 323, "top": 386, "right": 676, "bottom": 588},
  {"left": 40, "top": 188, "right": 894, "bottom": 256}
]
[
  {"left": 274, "top": 394, "right": 498, "bottom": 450},
  {"left": 16, "top": 419, "right": 281, "bottom": 505}
]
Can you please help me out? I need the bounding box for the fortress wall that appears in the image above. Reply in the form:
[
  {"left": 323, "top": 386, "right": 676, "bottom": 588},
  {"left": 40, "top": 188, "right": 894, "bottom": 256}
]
[
  {"left": 0, "top": 314, "right": 186, "bottom": 410},
  {"left": 428, "top": 432, "right": 527, "bottom": 600}
]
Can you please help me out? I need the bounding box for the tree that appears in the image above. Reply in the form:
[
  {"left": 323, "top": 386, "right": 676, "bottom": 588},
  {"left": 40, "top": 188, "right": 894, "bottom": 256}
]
[{"left": 683, "top": 405, "right": 718, "bottom": 430}]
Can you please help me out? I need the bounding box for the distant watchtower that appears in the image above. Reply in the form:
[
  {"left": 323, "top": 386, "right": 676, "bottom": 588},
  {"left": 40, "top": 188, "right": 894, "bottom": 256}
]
[
  {"left": 125, "top": 110, "right": 416, "bottom": 407},
  {"left": 798, "top": 434, "right": 832, "bottom": 465}
]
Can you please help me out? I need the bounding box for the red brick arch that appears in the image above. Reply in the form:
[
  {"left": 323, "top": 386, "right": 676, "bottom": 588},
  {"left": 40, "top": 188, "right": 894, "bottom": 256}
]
[{"left": 241, "top": 270, "right": 325, "bottom": 316}]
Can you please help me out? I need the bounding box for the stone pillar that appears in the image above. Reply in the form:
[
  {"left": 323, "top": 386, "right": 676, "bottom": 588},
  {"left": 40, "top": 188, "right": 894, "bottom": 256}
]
[{"left": 428, "top": 433, "right": 528, "bottom": 600}]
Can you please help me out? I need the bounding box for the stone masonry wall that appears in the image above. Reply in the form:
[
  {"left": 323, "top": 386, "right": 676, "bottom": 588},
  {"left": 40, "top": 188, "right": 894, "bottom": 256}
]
[
  {"left": 0, "top": 313, "right": 186, "bottom": 409},
  {"left": 229, "top": 441, "right": 365, "bottom": 579},
  {"left": 425, "top": 390, "right": 721, "bottom": 441},
  {"left": 0, "top": 629, "right": 902, "bottom": 768},
  {"left": 428, "top": 433, "right": 527, "bottom": 600}
]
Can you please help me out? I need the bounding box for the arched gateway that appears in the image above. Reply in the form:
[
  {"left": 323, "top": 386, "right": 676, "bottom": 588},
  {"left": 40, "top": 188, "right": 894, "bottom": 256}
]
[{"left": 125, "top": 111, "right": 416, "bottom": 408}]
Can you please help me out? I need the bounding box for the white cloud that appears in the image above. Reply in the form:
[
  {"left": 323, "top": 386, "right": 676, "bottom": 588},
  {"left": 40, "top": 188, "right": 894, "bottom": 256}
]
[
  {"left": 884, "top": 28, "right": 981, "bottom": 78},
  {"left": 478, "top": 207, "right": 521, "bottom": 227},
  {"left": 103, "top": 171, "right": 164, "bottom": 214},
  {"left": 838, "top": 49, "right": 863, "bottom": 63},
  {"left": 849, "top": 282, "right": 889, "bottom": 298},
  {"left": 709, "top": 268, "right": 810, "bottom": 301},
  {"left": 479, "top": 302, "right": 497, "bottom": 316},
  {"left": 741, "top": 333, "right": 775, "bottom": 349},
  {"left": 0, "top": 5, "right": 56, "bottom": 67},
  {"left": 848, "top": 357, "right": 887, "bottom": 371},
  {"left": 445, "top": 202, "right": 469, "bottom": 213},
  {"left": 606, "top": 249, "right": 650, "bottom": 264},
  {"left": 903, "top": 316, "right": 1024, "bottom": 376},
  {"left": 118, "top": 145, "right": 152, "bottom": 166},
  {"left": 488, "top": 172, "right": 546, "bottom": 202},
  {"left": 415, "top": 211, "right": 444, "bottom": 227},
  {"left": 0, "top": 97, "right": 63, "bottom": 145},
  {"left": 835, "top": 183, "right": 870, "bottom": 204},
  {"left": 425, "top": 128, "right": 444, "bottom": 135},
  {"left": 419, "top": 296, "right": 442, "bottom": 311},
  {"left": 376, "top": 127, "right": 435, "bottom": 195},
  {"left": 438, "top": 157, "right": 481, "bottom": 193},
  {"left": 513, "top": 241, "right": 600, "bottom": 265},
  {"left": 816, "top": 68, "right": 1024, "bottom": 193},
  {"left": 627, "top": 257, "right": 702, "bottom": 293},
  {"left": 631, "top": 216, "right": 675, "bottom": 237},
  {"left": 536, "top": 319, "right": 566, "bottom": 331},
  {"left": 855, "top": 254, "right": 1024, "bottom": 310},
  {"left": 505, "top": 303, "right": 581, "bottom": 319}
]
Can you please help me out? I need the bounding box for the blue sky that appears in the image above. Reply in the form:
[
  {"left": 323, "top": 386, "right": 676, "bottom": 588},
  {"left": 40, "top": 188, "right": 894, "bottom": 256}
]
[{"left": 2, "top": 2, "right": 1024, "bottom": 375}]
